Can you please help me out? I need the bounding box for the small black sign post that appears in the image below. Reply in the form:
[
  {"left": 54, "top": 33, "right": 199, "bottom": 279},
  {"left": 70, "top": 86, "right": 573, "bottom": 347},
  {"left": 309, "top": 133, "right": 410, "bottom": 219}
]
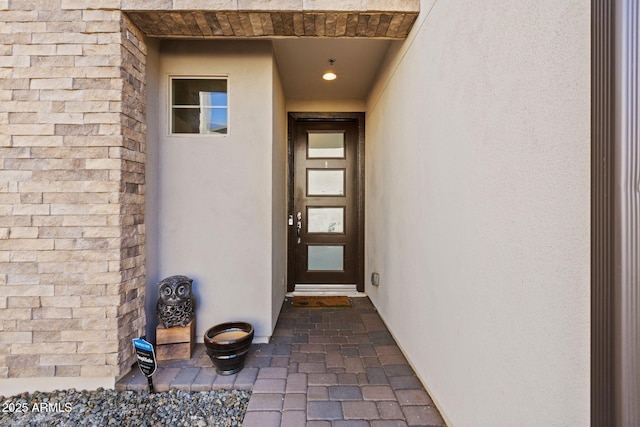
[{"left": 133, "top": 337, "right": 157, "bottom": 393}]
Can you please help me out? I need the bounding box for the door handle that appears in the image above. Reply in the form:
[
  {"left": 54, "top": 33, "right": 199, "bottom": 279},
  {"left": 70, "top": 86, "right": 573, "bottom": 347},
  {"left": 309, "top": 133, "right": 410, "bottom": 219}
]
[{"left": 296, "top": 212, "right": 302, "bottom": 243}]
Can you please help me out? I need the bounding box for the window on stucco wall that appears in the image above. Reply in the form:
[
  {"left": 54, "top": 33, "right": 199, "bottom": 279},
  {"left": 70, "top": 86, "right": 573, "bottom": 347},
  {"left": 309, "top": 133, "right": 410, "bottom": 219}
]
[{"left": 170, "top": 77, "right": 228, "bottom": 135}]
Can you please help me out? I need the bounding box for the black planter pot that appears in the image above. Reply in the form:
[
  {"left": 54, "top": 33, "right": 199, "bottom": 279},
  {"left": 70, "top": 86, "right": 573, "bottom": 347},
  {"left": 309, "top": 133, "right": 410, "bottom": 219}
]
[{"left": 204, "top": 322, "right": 254, "bottom": 375}]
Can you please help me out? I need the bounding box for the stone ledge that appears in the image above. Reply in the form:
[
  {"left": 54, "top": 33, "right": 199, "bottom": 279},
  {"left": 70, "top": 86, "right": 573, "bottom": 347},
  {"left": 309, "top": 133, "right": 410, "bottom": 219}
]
[
  {"left": 122, "top": 0, "right": 419, "bottom": 13},
  {"left": 126, "top": 10, "right": 418, "bottom": 39},
  {"left": 122, "top": 0, "right": 419, "bottom": 39}
]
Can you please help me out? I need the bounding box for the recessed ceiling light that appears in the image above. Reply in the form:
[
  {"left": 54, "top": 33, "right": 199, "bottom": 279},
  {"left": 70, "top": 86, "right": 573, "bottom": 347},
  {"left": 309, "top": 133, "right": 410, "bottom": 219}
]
[{"left": 322, "top": 71, "right": 337, "bottom": 81}]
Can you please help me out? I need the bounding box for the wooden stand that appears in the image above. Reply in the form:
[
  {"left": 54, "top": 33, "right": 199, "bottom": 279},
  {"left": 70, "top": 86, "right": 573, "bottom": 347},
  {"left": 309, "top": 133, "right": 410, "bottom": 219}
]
[{"left": 156, "top": 319, "right": 195, "bottom": 362}]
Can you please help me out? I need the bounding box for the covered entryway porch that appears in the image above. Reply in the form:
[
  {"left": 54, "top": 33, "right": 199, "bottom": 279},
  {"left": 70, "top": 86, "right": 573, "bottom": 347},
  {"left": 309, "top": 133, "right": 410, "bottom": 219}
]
[
  {"left": 133, "top": 2, "right": 419, "bottom": 346},
  {"left": 125, "top": 1, "right": 439, "bottom": 424},
  {"left": 122, "top": 1, "right": 592, "bottom": 426}
]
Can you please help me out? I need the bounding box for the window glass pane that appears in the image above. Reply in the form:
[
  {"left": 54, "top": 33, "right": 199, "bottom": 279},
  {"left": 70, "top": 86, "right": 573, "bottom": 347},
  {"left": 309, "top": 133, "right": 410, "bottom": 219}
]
[
  {"left": 202, "top": 108, "right": 228, "bottom": 134},
  {"left": 308, "top": 245, "right": 344, "bottom": 271},
  {"left": 308, "top": 208, "right": 344, "bottom": 233},
  {"left": 199, "top": 91, "right": 227, "bottom": 108},
  {"left": 172, "top": 108, "right": 228, "bottom": 134},
  {"left": 172, "top": 108, "right": 200, "bottom": 134},
  {"left": 307, "top": 170, "right": 345, "bottom": 196},
  {"left": 171, "top": 78, "right": 228, "bottom": 135},
  {"left": 308, "top": 132, "right": 345, "bottom": 158},
  {"left": 172, "top": 79, "right": 227, "bottom": 106}
]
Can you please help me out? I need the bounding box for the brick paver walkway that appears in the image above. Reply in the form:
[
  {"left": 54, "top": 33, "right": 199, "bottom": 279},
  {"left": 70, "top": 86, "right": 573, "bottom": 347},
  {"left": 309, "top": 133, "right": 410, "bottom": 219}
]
[{"left": 117, "top": 297, "right": 446, "bottom": 426}]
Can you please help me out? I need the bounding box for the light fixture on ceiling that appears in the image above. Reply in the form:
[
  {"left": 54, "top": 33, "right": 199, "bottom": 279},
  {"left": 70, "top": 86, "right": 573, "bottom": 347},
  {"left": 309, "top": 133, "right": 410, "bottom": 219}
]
[{"left": 322, "top": 59, "right": 337, "bottom": 81}]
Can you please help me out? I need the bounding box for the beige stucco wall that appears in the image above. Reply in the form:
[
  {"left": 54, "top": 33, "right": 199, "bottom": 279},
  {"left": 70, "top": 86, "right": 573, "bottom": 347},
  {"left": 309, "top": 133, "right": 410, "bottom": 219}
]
[
  {"left": 271, "top": 56, "right": 287, "bottom": 328},
  {"left": 287, "top": 99, "right": 365, "bottom": 112},
  {"left": 144, "top": 38, "right": 161, "bottom": 342},
  {"left": 148, "top": 40, "right": 279, "bottom": 342},
  {"left": 365, "top": 1, "right": 590, "bottom": 425}
]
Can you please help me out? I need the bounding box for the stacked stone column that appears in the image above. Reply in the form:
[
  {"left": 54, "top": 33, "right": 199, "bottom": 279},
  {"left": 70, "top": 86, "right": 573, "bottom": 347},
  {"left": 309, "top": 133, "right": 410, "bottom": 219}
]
[{"left": 0, "top": 1, "right": 146, "bottom": 382}]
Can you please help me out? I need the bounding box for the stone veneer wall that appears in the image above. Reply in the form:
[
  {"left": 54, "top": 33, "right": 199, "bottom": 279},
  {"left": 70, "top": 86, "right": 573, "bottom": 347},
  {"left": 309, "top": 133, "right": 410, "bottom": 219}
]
[
  {"left": 0, "top": 1, "right": 146, "bottom": 382},
  {"left": 116, "top": 12, "right": 146, "bottom": 379}
]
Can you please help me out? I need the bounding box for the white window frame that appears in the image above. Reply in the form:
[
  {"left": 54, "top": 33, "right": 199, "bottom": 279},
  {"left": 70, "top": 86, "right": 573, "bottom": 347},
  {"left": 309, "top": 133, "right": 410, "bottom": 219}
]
[{"left": 168, "top": 75, "right": 229, "bottom": 137}]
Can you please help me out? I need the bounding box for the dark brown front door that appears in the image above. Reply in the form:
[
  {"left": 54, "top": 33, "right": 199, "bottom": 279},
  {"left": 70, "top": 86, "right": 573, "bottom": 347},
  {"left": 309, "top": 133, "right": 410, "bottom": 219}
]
[{"left": 288, "top": 114, "right": 364, "bottom": 292}]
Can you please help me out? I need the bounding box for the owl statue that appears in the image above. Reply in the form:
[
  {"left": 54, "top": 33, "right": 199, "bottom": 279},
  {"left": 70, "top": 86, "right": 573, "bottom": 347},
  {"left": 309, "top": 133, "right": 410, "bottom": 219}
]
[{"left": 156, "top": 275, "right": 196, "bottom": 328}]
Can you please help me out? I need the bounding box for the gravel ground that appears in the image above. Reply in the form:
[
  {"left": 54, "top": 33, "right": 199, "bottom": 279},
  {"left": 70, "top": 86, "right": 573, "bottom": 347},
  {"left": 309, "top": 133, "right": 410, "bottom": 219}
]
[{"left": 0, "top": 388, "right": 251, "bottom": 427}]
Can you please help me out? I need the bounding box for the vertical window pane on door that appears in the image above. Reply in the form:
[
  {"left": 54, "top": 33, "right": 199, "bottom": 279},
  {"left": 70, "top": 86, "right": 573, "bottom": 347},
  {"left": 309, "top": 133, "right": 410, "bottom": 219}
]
[
  {"left": 308, "top": 245, "right": 344, "bottom": 271},
  {"left": 308, "top": 207, "right": 344, "bottom": 233},
  {"left": 307, "top": 170, "right": 345, "bottom": 196},
  {"left": 171, "top": 78, "right": 228, "bottom": 135},
  {"left": 308, "top": 132, "right": 345, "bottom": 158}
]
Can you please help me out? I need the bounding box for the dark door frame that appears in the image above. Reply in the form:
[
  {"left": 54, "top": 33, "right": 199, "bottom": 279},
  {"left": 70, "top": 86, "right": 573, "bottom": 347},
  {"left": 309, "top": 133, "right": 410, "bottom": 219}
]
[{"left": 287, "top": 112, "right": 365, "bottom": 293}]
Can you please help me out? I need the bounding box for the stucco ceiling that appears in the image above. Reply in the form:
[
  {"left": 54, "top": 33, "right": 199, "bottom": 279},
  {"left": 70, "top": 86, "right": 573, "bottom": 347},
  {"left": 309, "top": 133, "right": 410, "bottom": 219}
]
[{"left": 272, "top": 38, "right": 393, "bottom": 101}]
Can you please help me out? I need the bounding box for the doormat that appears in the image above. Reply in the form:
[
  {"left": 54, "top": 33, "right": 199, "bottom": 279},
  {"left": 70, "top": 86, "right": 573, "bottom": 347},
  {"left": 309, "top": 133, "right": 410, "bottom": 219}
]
[{"left": 292, "top": 296, "right": 351, "bottom": 308}]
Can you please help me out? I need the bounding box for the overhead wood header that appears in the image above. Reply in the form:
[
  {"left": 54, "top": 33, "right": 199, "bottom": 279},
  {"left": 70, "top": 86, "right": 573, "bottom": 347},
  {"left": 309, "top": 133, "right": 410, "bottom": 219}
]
[{"left": 123, "top": 0, "right": 419, "bottom": 39}]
